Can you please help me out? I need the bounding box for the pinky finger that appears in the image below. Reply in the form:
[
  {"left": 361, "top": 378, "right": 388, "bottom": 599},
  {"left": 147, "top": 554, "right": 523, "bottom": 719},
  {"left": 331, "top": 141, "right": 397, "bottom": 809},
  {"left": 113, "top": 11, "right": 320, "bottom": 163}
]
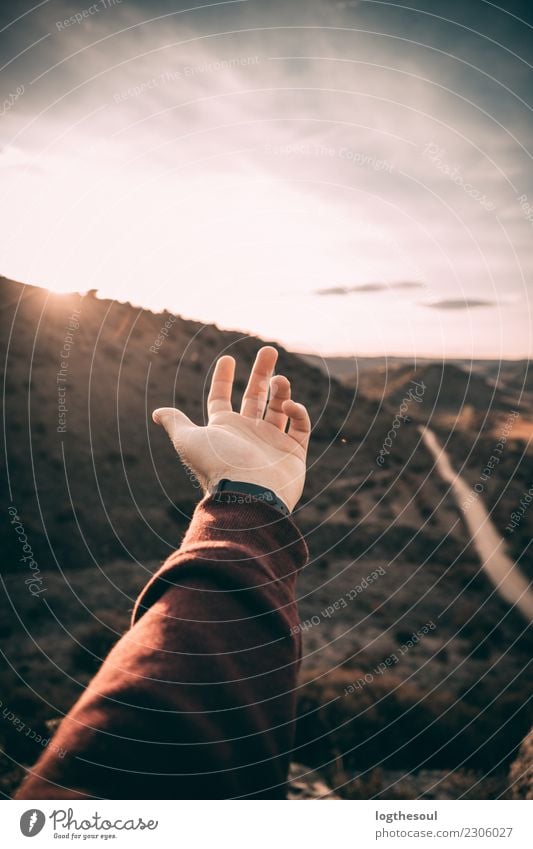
[{"left": 282, "top": 399, "right": 311, "bottom": 449}]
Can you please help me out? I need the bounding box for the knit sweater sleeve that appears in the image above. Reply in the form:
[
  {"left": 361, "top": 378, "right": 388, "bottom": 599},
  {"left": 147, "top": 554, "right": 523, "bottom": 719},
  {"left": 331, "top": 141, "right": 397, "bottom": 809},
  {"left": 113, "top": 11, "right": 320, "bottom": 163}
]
[{"left": 15, "top": 493, "right": 308, "bottom": 800}]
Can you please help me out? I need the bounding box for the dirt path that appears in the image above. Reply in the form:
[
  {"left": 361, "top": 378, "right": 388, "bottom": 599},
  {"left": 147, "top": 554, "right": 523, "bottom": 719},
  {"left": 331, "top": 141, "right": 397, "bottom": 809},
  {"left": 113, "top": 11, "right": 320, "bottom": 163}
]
[{"left": 419, "top": 426, "right": 533, "bottom": 623}]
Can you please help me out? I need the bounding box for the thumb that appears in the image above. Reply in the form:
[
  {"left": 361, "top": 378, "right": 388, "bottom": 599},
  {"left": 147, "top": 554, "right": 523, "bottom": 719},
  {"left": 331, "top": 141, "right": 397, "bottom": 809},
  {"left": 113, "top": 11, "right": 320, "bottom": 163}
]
[{"left": 152, "top": 407, "right": 196, "bottom": 447}]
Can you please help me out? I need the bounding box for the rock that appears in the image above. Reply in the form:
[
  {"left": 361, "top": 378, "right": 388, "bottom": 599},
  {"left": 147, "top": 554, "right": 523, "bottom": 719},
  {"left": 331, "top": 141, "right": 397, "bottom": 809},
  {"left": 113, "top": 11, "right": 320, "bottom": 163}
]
[
  {"left": 509, "top": 727, "right": 533, "bottom": 799},
  {"left": 287, "top": 762, "right": 340, "bottom": 800},
  {"left": 380, "top": 769, "right": 509, "bottom": 800}
]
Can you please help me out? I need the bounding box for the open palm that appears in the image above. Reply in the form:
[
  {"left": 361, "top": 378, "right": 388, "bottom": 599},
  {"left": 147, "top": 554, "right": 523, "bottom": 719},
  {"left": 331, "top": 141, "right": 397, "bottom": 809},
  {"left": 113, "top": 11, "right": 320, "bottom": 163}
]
[{"left": 153, "top": 347, "right": 311, "bottom": 512}]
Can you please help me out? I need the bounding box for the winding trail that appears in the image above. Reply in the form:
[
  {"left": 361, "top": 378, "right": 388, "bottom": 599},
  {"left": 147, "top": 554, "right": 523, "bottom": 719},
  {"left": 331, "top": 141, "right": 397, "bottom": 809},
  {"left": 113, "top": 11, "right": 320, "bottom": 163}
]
[{"left": 419, "top": 426, "right": 533, "bottom": 623}]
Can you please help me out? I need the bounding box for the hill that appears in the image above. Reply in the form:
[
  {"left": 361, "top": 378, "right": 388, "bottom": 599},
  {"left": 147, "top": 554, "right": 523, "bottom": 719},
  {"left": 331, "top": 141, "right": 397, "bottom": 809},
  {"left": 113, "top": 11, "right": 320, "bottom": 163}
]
[{"left": 1, "top": 275, "right": 381, "bottom": 568}]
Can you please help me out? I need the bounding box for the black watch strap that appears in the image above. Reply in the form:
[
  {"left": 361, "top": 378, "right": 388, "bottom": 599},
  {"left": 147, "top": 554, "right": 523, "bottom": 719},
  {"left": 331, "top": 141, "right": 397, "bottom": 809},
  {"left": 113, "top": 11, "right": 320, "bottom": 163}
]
[{"left": 211, "top": 479, "right": 290, "bottom": 517}]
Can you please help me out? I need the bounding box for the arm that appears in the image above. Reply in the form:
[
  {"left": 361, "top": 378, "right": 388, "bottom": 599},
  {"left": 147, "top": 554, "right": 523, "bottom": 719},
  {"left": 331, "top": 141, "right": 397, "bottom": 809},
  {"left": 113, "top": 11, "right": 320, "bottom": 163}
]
[{"left": 16, "top": 347, "right": 311, "bottom": 800}]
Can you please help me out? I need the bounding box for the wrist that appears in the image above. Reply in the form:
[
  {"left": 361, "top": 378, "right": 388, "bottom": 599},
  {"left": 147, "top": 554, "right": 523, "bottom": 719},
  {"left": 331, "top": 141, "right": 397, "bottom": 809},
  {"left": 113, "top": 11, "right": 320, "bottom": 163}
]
[{"left": 208, "top": 477, "right": 291, "bottom": 515}]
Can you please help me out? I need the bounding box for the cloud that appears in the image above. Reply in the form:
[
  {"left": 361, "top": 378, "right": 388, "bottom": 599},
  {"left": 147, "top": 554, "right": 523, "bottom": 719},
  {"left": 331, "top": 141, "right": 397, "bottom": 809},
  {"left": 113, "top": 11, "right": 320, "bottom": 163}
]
[
  {"left": 315, "top": 281, "right": 424, "bottom": 296},
  {"left": 424, "top": 299, "right": 497, "bottom": 310},
  {"left": 315, "top": 286, "right": 353, "bottom": 296}
]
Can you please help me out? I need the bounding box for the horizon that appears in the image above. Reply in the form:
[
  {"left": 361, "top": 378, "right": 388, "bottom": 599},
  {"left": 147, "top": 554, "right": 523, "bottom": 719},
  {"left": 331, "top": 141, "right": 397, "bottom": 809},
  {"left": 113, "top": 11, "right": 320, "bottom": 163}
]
[
  {"left": 4, "top": 272, "right": 530, "bottom": 362},
  {"left": 1, "top": 0, "right": 532, "bottom": 357}
]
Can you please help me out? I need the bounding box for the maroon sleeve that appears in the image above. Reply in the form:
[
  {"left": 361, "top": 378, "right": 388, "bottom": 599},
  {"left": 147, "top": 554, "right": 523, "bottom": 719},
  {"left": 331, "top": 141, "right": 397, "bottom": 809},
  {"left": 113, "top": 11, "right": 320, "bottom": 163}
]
[{"left": 15, "top": 493, "right": 308, "bottom": 800}]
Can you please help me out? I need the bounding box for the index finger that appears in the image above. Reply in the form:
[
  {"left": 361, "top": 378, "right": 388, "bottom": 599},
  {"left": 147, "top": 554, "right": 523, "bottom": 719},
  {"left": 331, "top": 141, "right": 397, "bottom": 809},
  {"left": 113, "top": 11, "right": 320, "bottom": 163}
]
[{"left": 207, "top": 355, "right": 236, "bottom": 417}]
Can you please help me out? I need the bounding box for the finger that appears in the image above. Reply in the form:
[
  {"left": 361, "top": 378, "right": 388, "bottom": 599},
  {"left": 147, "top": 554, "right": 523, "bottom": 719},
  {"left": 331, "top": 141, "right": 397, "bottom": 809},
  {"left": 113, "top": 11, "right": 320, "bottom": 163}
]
[
  {"left": 264, "top": 374, "right": 291, "bottom": 430},
  {"left": 153, "top": 407, "right": 196, "bottom": 451},
  {"left": 207, "top": 355, "right": 235, "bottom": 418},
  {"left": 240, "top": 346, "right": 278, "bottom": 419},
  {"left": 282, "top": 400, "right": 311, "bottom": 449}
]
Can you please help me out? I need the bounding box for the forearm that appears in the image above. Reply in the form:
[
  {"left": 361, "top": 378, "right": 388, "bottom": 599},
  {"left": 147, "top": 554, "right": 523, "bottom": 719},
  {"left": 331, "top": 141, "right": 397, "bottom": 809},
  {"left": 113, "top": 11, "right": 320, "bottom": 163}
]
[{"left": 15, "top": 495, "right": 308, "bottom": 800}]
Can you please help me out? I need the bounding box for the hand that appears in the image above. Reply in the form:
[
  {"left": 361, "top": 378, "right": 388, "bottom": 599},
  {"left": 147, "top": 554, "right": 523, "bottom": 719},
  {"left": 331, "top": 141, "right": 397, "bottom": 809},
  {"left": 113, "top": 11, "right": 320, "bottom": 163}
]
[{"left": 153, "top": 346, "right": 311, "bottom": 512}]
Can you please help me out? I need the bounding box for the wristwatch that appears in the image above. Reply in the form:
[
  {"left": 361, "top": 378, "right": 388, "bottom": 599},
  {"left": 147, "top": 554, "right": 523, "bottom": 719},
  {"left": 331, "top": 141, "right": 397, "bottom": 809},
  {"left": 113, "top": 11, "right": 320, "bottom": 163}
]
[{"left": 210, "top": 478, "right": 290, "bottom": 517}]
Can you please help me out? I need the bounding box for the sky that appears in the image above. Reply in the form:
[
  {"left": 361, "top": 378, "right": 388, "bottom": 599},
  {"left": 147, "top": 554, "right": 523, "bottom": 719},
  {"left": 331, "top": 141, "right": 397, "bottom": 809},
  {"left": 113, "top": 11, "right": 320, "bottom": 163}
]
[{"left": 1, "top": 0, "right": 532, "bottom": 357}]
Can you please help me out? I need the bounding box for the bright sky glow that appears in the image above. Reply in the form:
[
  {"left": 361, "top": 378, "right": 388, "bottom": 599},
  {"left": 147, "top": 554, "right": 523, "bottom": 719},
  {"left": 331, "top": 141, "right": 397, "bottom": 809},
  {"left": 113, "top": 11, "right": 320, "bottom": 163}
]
[{"left": 1, "top": 0, "right": 532, "bottom": 357}]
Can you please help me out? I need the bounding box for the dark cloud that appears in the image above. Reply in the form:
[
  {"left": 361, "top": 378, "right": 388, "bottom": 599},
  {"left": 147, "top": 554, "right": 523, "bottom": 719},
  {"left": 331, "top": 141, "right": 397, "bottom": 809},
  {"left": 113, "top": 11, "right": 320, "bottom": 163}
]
[
  {"left": 315, "top": 281, "right": 424, "bottom": 296},
  {"left": 424, "top": 299, "right": 497, "bottom": 310},
  {"left": 315, "top": 286, "right": 353, "bottom": 296}
]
